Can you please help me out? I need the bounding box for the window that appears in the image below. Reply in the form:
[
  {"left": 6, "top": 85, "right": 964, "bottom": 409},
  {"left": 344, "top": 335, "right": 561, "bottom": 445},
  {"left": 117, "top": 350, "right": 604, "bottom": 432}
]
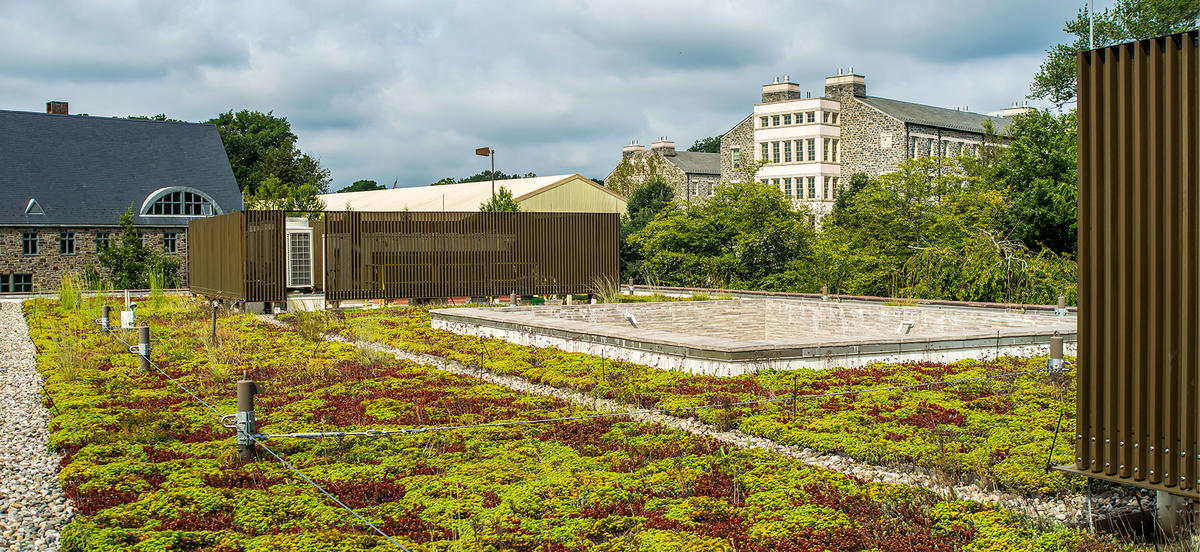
[
  {"left": 832, "top": 113, "right": 839, "bottom": 125},
  {"left": 143, "top": 188, "right": 218, "bottom": 216},
  {"left": 95, "top": 232, "right": 110, "bottom": 251},
  {"left": 823, "top": 111, "right": 830, "bottom": 124},
  {"left": 808, "top": 177, "right": 816, "bottom": 198},
  {"left": 0, "top": 275, "right": 8, "bottom": 293},
  {"left": 783, "top": 114, "right": 792, "bottom": 125},
  {"left": 731, "top": 147, "right": 742, "bottom": 169},
  {"left": 22, "top": 232, "right": 37, "bottom": 256},
  {"left": 824, "top": 177, "right": 832, "bottom": 200},
  {"left": 163, "top": 232, "right": 178, "bottom": 254},
  {"left": 771, "top": 178, "right": 780, "bottom": 191},
  {"left": 760, "top": 142, "right": 769, "bottom": 161},
  {"left": 783, "top": 141, "right": 792, "bottom": 162},
  {"left": 832, "top": 139, "right": 840, "bottom": 162},
  {"left": 771, "top": 115, "right": 780, "bottom": 126},
  {"left": 806, "top": 139, "right": 816, "bottom": 161},
  {"left": 823, "top": 139, "right": 831, "bottom": 162},
  {"left": 772, "top": 141, "right": 780, "bottom": 163},
  {"left": 807, "top": 111, "right": 816, "bottom": 123},
  {"left": 784, "top": 178, "right": 793, "bottom": 198},
  {"left": 832, "top": 177, "right": 840, "bottom": 198},
  {"left": 59, "top": 232, "right": 75, "bottom": 255},
  {"left": 760, "top": 116, "right": 769, "bottom": 127},
  {"left": 12, "top": 274, "right": 32, "bottom": 293}
]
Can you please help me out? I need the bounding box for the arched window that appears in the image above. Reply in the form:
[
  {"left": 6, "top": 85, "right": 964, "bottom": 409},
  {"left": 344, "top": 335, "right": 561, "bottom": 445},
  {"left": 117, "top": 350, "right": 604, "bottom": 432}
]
[{"left": 141, "top": 187, "right": 223, "bottom": 217}]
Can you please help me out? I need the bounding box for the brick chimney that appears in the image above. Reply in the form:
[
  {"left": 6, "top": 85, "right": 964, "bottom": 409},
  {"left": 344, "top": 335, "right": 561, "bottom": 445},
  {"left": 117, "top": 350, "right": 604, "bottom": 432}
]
[
  {"left": 622, "top": 140, "right": 646, "bottom": 159},
  {"left": 649, "top": 137, "right": 676, "bottom": 157},
  {"left": 824, "top": 69, "right": 866, "bottom": 100},
  {"left": 762, "top": 75, "right": 802, "bottom": 103},
  {"left": 46, "top": 101, "right": 68, "bottom": 115}
]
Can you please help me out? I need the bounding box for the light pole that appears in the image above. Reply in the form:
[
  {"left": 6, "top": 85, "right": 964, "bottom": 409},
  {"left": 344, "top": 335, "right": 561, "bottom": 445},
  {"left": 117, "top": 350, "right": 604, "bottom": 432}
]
[{"left": 475, "top": 146, "right": 495, "bottom": 204}]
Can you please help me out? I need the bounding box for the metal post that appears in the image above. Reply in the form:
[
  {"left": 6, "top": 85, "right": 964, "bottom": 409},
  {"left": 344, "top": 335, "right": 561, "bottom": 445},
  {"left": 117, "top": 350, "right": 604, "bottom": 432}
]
[
  {"left": 510, "top": 292, "right": 518, "bottom": 306},
  {"left": 100, "top": 304, "right": 111, "bottom": 334},
  {"left": 137, "top": 326, "right": 151, "bottom": 372},
  {"left": 490, "top": 150, "right": 495, "bottom": 204},
  {"left": 821, "top": 285, "right": 829, "bottom": 302},
  {"left": 236, "top": 379, "right": 260, "bottom": 462},
  {"left": 1047, "top": 334, "right": 1065, "bottom": 373}
]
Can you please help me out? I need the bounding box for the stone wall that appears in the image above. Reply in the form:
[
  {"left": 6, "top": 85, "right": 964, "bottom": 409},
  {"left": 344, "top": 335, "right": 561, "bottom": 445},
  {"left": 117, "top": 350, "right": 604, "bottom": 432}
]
[
  {"left": 719, "top": 114, "right": 755, "bottom": 182},
  {"left": 606, "top": 151, "right": 717, "bottom": 203},
  {"left": 839, "top": 98, "right": 908, "bottom": 178},
  {"left": 0, "top": 226, "right": 189, "bottom": 292}
]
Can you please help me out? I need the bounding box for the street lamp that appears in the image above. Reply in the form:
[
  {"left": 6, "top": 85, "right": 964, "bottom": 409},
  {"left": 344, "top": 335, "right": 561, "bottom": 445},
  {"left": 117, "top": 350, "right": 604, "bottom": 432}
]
[{"left": 475, "top": 146, "right": 495, "bottom": 203}]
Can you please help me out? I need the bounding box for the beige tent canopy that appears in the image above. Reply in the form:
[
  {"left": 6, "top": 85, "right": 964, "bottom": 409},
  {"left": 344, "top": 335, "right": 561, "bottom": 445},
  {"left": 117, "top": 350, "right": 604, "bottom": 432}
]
[{"left": 318, "top": 174, "right": 627, "bottom": 213}]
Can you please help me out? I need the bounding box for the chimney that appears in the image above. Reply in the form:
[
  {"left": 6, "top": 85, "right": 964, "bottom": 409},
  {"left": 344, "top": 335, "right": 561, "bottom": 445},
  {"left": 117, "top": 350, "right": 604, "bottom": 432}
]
[
  {"left": 761, "top": 75, "right": 802, "bottom": 103},
  {"left": 622, "top": 140, "right": 646, "bottom": 160},
  {"left": 46, "top": 101, "right": 68, "bottom": 115},
  {"left": 824, "top": 70, "right": 866, "bottom": 100},
  {"left": 650, "top": 137, "right": 676, "bottom": 157}
]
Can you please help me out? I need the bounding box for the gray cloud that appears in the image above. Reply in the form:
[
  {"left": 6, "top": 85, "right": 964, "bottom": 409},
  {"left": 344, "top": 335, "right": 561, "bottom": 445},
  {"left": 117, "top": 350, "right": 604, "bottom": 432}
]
[{"left": 0, "top": 0, "right": 1097, "bottom": 189}]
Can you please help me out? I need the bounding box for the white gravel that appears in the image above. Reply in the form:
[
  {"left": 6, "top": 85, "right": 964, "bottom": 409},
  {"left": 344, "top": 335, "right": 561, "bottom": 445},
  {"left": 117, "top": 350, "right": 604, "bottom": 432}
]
[
  {"left": 260, "top": 314, "right": 1145, "bottom": 529},
  {"left": 0, "top": 301, "right": 73, "bottom": 551}
]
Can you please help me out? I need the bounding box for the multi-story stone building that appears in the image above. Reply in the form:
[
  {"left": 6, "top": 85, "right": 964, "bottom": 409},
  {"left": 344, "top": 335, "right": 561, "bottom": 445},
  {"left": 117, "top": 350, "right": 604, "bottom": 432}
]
[
  {"left": 0, "top": 102, "right": 242, "bottom": 293},
  {"left": 721, "top": 71, "right": 1024, "bottom": 217},
  {"left": 606, "top": 138, "right": 720, "bottom": 202}
]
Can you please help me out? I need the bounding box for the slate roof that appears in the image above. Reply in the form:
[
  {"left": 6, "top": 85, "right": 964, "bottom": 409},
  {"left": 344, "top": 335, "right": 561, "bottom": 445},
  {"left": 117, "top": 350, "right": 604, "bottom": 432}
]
[
  {"left": 0, "top": 109, "right": 242, "bottom": 227},
  {"left": 664, "top": 151, "right": 720, "bottom": 175},
  {"left": 857, "top": 96, "right": 1013, "bottom": 135}
]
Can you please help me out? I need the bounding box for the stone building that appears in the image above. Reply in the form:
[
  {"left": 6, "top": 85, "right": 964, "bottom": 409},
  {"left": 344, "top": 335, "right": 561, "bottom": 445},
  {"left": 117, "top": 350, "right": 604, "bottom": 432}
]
[
  {"left": 721, "top": 72, "right": 1024, "bottom": 218},
  {"left": 605, "top": 138, "right": 720, "bottom": 202},
  {"left": 0, "top": 102, "right": 242, "bottom": 293}
]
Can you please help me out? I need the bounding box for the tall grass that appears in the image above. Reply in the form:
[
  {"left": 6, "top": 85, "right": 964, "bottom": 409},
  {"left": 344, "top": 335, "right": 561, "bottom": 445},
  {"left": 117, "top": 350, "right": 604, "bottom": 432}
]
[
  {"left": 148, "top": 266, "right": 167, "bottom": 307},
  {"left": 58, "top": 272, "right": 83, "bottom": 311},
  {"left": 589, "top": 275, "right": 621, "bottom": 304},
  {"left": 50, "top": 322, "right": 87, "bottom": 381}
]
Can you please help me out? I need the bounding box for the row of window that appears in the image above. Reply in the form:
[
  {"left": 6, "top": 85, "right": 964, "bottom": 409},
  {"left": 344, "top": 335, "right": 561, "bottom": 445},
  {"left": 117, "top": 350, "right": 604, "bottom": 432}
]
[
  {"left": 758, "top": 110, "right": 839, "bottom": 128},
  {"left": 908, "top": 137, "right": 981, "bottom": 159},
  {"left": 0, "top": 274, "right": 33, "bottom": 293},
  {"left": 758, "top": 139, "right": 840, "bottom": 164},
  {"left": 12, "top": 231, "right": 177, "bottom": 256},
  {"left": 760, "top": 176, "right": 841, "bottom": 201}
]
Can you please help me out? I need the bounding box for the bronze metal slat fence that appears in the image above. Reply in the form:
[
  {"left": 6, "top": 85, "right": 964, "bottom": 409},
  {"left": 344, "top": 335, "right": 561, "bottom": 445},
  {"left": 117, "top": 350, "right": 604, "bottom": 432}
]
[
  {"left": 1070, "top": 31, "right": 1200, "bottom": 499},
  {"left": 188, "top": 211, "right": 287, "bottom": 303}
]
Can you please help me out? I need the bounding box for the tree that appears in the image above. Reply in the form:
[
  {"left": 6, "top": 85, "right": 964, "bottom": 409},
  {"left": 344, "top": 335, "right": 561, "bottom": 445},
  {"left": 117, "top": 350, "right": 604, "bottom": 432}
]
[
  {"left": 207, "top": 110, "right": 332, "bottom": 197},
  {"left": 1030, "top": 0, "right": 1199, "bottom": 108},
  {"left": 479, "top": 186, "right": 522, "bottom": 212},
  {"left": 433, "top": 170, "right": 536, "bottom": 186},
  {"left": 982, "top": 110, "right": 1079, "bottom": 254},
  {"left": 336, "top": 179, "right": 383, "bottom": 193},
  {"left": 630, "top": 180, "right": 815, "bottom": 290},
  {"left": 829, "top": 172, "right": 873, "bottom": 223},
  {"left": 687, "top": 136, "right": 721, "bottom": 153},
  {"left": 619, "top": 176, "right": 675, "bottom": 281},
  {"left": 97, "top": 208, "right": 181, "bottom": 289},
  {"left": 243, "top": 176, "right": 326, "bottom": 213}
]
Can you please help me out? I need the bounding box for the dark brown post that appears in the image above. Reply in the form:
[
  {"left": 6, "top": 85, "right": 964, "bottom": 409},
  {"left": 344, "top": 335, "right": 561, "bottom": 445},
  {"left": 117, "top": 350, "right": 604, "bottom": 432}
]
[
  {"left": 211, "top": 301, "right": 219, "bottom": 343},
  {"left": 137, "top": 326, "right": 151, "bottom": 372},
  {"left": 236, "top": 380, "right": 259, "bottom": 462}
]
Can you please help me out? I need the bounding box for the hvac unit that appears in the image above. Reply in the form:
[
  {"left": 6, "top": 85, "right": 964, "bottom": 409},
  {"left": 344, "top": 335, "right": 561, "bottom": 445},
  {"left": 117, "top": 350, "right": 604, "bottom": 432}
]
[{"left": 285, "top": 220, "right": 314, "bottom": 289}]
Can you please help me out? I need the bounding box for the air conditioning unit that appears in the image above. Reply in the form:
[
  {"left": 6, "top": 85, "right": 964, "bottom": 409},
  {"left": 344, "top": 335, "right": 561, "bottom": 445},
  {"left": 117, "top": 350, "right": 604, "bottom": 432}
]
[{"left": 286, "top": 224, "right": 313, "bottom": 289}]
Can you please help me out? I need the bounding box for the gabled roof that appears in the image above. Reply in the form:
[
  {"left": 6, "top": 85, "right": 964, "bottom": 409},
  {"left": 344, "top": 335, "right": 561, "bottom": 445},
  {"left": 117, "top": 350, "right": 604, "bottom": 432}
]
[
  {"left": 856, "top": 96, "right": 1014, "bottom": 135},
  {"left": 317, "top": 174, "right": 624, "bottom": 212},
  {"left": 0, "top": 109, "right": 242, "bottom": 226},
  {"left": 664, "top": 151, "right": 720, "bottom": 175}
]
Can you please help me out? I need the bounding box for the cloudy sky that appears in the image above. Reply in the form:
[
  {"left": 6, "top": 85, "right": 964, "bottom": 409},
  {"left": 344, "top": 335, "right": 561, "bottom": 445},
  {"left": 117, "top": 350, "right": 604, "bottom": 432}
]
[{"left": 0, "top": 0, "right": 1091, "bottom": 190}]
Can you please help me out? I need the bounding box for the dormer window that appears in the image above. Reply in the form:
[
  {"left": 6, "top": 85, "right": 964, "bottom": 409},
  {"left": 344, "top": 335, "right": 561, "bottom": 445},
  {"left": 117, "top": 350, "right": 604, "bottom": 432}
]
[
  {"left": 25, "top": 198, "right": 44, "bottom": 215},
  {"left": 140, "top": 187, "right": 222, "bottom": 217}
]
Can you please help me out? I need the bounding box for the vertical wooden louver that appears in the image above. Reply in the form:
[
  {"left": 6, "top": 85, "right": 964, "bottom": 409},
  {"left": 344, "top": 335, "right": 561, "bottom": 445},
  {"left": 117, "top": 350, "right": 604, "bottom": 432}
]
[
  {"left": 1073, "top": 30, "right": 1199, "bottom": 499},
  {"left": 190, "top": 211, "right": 619, "bottom": 304}
]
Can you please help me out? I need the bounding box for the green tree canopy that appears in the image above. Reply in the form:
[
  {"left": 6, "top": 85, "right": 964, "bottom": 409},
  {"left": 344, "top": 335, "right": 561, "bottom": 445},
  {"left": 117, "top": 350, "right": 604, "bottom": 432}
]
[
  {"left": 479, "top": 186, "right": 522, "bottom": 212},
  {"left": 619, "top": 176, "right": 675, "bottom": 281},
  {"left": 1030, "top": 0, "right": 1199, "bottom": 108},
  {"left": 687, "top": 136, "right": 721, "bottom": 153},
  {"left": 336, "top": 179, "right": 384, "bottom": 193},
  {"left": 630, "top": 179, "right": 816, "bottom": 290},
  {"left": 207, "top": 110, "right": 332, "bottom": 197},
  {"left": 97, "top": 208, "right": 181, "bottom": 289},
  {"left": 433, "top": 170, "right": 536, "bottom": 186}
]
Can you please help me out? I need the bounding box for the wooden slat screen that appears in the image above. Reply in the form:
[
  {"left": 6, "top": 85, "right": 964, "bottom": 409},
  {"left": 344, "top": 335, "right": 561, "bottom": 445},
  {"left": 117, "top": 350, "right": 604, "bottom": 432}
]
[
  {"left": 1076, "top": 30, "right": 1199, "bottom": 498},
  {"left": 321, "top": 211, "right": 618, "bottom": 301}
]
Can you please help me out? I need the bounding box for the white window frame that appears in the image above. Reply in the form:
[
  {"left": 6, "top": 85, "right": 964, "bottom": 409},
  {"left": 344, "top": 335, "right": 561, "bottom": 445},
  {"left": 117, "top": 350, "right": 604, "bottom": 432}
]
[{"left": 139, "top": 187, "right": 224, "bottom": 217}]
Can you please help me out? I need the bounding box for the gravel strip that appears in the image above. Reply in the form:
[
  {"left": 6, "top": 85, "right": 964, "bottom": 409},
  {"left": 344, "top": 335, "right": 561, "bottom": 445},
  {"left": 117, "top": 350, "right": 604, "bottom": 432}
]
[
  {"left": 0, "top": 301, "right": 73, "bottom": 551},
  {"left": 260, "top": 315, "right": 1141, "bottom": 529}
]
